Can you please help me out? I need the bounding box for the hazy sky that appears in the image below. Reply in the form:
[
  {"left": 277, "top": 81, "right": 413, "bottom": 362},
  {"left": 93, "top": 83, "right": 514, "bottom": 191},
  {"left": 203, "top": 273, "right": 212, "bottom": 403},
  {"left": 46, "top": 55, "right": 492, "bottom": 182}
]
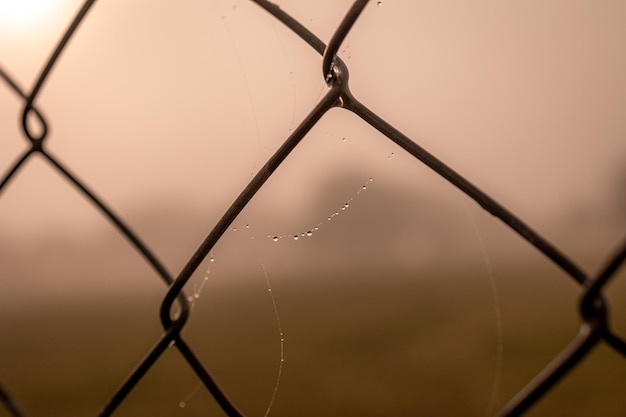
[{"left": 1, "top": 0, "right": 625, "bottom": 247}]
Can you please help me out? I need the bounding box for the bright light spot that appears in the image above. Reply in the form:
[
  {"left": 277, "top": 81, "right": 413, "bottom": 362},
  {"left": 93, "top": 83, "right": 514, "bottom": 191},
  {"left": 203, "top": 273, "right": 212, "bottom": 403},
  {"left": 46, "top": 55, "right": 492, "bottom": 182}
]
[{"left": 0, "top": 0, "right": 62, "bottom": 33}]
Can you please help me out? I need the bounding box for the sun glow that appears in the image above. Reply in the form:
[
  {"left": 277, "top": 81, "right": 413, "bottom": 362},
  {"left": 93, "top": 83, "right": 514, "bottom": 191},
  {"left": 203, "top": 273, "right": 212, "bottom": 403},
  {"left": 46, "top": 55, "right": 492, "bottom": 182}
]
[{"left": 0, "top": 0, "right": 63, "bottom": 33}]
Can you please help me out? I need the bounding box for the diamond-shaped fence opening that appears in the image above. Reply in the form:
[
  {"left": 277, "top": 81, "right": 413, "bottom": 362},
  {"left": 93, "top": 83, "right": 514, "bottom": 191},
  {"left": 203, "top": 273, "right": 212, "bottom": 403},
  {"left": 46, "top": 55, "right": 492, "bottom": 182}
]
[{"left": 1, "top": 1, "right": 625, "bottom": 416}]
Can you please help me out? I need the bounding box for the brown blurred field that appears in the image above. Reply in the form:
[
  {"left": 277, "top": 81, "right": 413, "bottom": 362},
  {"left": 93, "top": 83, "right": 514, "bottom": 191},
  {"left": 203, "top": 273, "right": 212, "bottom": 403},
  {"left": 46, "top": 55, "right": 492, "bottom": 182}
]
[
  {"left": 1, "top": 261, "right": 625, "bottom": 417},
  {"left": 1, "top": 157, "right": 623, "bottom": 417}
]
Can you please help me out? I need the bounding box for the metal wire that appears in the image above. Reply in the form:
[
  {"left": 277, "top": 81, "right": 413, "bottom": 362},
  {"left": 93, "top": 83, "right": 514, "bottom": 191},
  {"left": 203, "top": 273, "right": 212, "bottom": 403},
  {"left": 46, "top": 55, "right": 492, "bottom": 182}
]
[{"left": 1, "top": 1, "right": 624, "bottom": 416}]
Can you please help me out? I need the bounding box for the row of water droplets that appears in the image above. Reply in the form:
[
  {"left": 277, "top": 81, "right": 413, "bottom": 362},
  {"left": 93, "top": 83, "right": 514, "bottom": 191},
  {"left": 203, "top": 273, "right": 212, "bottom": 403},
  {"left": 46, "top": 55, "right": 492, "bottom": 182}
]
[
  {"left": 184, "top": 252, "right": 215, "bottom": 306},
  {"left": 268, "top": 176, "right": 374, "bottom": 242},
  {"left": 185, "top": 138, "right": 395, "bottom": 305},
  {"left": 264, "top": 149, "right": 395, "bottom": 242}
]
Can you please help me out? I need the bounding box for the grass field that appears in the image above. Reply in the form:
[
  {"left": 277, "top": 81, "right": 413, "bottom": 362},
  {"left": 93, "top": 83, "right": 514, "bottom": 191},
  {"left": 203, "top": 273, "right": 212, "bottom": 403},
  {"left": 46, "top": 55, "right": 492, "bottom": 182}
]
[{"left": 1, "top": 262, "right": 625, "bottom": 417}]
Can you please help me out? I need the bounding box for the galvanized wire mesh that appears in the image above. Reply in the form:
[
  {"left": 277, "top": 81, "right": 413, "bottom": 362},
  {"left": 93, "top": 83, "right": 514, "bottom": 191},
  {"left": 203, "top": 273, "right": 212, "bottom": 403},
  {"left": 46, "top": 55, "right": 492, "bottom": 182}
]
[{"left": 1, "top": 1, "right": 625, "bottom": 416}]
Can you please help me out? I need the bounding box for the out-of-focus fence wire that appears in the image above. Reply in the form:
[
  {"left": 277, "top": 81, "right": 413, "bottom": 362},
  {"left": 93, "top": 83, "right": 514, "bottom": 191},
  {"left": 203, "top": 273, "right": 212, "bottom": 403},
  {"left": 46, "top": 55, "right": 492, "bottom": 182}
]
[{"left": 1, "top": 1, "right": 624, "bottom": 416}]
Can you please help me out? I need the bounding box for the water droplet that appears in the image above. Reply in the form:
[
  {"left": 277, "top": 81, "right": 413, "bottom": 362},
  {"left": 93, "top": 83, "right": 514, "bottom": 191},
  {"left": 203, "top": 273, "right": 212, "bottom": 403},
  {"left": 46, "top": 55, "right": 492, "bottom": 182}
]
[
  {"left": 327, "top": 217, "right": 332, "bottom": 221},
  {"left": 314, "top": 226, "right": 319, "bottom": 231},
  {"left": 194, "top": 293, "right": 200, "bottom": 299},
  {"left": 306, "top": 231, "right": 313, "bottom": 237},
  {"left": 342, "top": 137, "right": 346, "bottom": 141},
  {"left": 232, "top": 227, "right": 237, "bottom": 232},
  {"left": 377, "top": 1, "right": 382, "bottom": 6},
  {"left": 204, "top": 276, "right": 209, "bottom": 281},
  {"left": 246, "top": 224, "right": 250, "bottom": 228},
  {"left": 369, "top": 177, "right": 374, "bottom": 182},
  {"left": 209, "top": 256, "right": 215, "bottom": 262},
  {"left": 293, "top": 235, "right": 299, "bottom": 240},
  {"left": 345, "top": 203, "right": 350, "bottom": 208},
  {"left": 268, "top": 288, "right": 272, "bottom": 292},
  {"left": 272, "top": 236, "right": 279, "bottom": 242},
  {"left": 179, "top": 401, "right": 186, "bottom": 408}
]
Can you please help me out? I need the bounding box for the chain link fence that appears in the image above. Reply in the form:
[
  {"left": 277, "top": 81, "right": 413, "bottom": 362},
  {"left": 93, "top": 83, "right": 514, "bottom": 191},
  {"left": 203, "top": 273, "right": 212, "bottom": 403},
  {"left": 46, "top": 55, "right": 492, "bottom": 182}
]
[{"left": 1, "top": 1, "right": 625, "bottom": 416}]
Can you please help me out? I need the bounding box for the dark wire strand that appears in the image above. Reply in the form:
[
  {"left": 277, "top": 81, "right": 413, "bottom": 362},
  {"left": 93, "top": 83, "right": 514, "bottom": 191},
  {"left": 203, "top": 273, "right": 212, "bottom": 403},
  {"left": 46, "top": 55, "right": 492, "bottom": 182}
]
[
  {"left": 0, "top": 378, "right": 26, "bottom": 417},
  {"left": 175, "top": 336, "right": 248, "bottom": 417},
  {"left": 97, "top": 327, "right": 178, "bottom": 417},
  {"left": 322, "top": 0, "right": 369, "bottom": 82},
  {"left": 25, "top": 0, "right": 97, "bottom": 105},
  {"left": 340, "top": 91, "right": 589, "bottom": 285},
  {"left": 159, "top": 81, "right": 345, "bottom": 328},
  {"left": 584, "top": 235, "right": 626, "bottom": 301},
  {"left": 21, "top": 0, "right": 97, "bottom": 142},
  {"left": 494, "top": 320, "right": 603, "bottom": 417},
  {"left": 251, "top": 0, "right": 326, "bottom": 54},
  {"left": 0, "top": 150, "right": 34, "bottom": 194},
  {"left": 41, "top": 152, "right": 179, "bottom": 288},
  {"left": 0, "top": 65, "right": 27, "bottom": 99}
]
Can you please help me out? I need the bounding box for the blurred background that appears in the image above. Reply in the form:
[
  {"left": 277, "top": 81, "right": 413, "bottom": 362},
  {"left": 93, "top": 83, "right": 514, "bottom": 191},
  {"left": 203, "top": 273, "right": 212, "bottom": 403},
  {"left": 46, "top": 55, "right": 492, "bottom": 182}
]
[{"left": 1, "top": 1, "right": 625, "bottom": 416}]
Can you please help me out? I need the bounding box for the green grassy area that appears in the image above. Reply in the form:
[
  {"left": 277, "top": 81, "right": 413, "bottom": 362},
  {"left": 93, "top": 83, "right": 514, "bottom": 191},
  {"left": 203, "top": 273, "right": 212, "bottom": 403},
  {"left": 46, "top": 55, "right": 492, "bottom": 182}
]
[{"left": 1, "top": 264, "right": 624, "bottom": 417}]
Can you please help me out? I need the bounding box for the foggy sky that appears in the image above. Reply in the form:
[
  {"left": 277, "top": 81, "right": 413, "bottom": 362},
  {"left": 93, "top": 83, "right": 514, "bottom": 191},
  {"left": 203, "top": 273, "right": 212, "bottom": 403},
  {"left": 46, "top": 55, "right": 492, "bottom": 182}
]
[{"left": 1, "top": 0, "right": 625, "bottom": 261}]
